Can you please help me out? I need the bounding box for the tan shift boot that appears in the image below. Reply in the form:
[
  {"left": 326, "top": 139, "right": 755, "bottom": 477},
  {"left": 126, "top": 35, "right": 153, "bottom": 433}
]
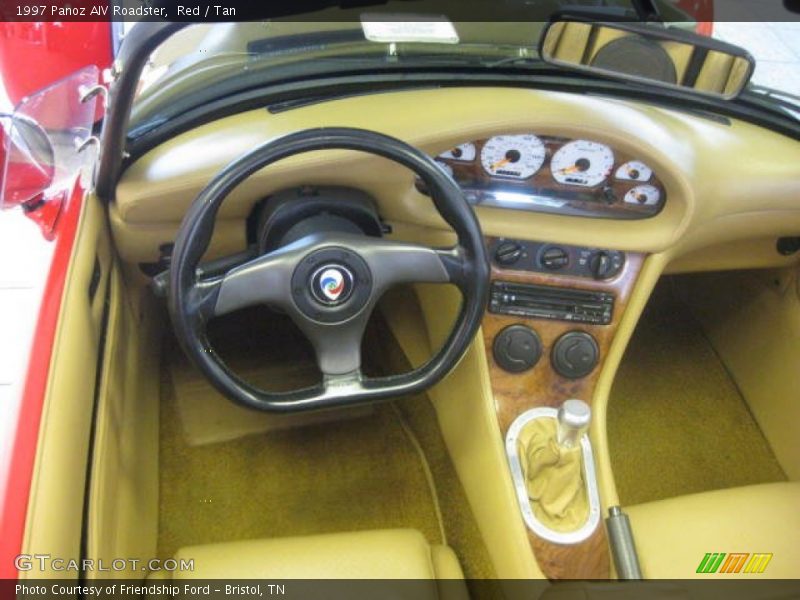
[{"left": 518, "top": 408, "right": 590, "bottom": 533}]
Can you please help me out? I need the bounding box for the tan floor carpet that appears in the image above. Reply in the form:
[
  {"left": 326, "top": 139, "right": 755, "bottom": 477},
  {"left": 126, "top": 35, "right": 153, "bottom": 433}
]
[
  {"left": 158, "top": 307, "right": 498, "bottom": 586},
  {"left": 158, "top": 377, "right": 444, "bottom": 558},
  {"left": 608, "top": 284, "right": 786, "bottom": 506},
  {"left": 158, "top": 309, "right": 443, "bottom": 559}
]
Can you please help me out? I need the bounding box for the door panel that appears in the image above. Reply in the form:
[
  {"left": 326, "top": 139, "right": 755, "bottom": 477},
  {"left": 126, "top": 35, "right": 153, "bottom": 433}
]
[
  {"left": 85, "top": 267, "right": 161, "bottom": 579},
  {"left": 20, "top": 191, "right": 112, "bottom": 579}
]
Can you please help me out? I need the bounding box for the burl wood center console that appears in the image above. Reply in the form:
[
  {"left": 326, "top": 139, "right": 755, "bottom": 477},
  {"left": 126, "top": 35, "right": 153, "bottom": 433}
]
[{"left": 482, "top": 237, "right": 644, "bottom": 579}]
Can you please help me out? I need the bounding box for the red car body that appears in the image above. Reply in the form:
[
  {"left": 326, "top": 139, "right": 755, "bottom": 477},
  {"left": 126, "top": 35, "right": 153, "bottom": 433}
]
[
  {"left": 0, "top": 22, "right": 112, "bottom": 105},
  {"left": 0, "top": 20, "right": 112, "bottom": 580}
]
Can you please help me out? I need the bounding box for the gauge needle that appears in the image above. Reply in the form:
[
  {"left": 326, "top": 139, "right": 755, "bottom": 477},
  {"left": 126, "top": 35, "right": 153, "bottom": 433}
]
[
  {"left": 560, "top": 165, "right": 581, "bottom": 174},
  {"left": 491, "top": 158, "right": 511, "bottom": 171}
]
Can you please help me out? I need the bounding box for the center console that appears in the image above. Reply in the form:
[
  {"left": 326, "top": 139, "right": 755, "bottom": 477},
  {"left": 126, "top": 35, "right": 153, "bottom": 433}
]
[{"left": 483, "top": 237, "right": 645, "bottom": 579}]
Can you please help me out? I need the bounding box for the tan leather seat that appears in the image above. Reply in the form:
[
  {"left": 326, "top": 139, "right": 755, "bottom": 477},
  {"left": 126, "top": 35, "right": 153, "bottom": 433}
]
[
  {"left": 168, "top": 529, "right": 467, "bottom": 591},
  {"left": 626, "top": 482, "right": 800, "bottom": 579}
]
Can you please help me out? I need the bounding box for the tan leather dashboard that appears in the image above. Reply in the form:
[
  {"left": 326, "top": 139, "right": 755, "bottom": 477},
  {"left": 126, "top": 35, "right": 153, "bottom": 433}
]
[{"left": 112, "top": 86, "right": 800, "bottom": 271}]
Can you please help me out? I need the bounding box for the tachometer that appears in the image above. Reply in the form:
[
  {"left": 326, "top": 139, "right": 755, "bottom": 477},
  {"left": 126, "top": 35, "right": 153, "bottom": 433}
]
[
  {"left": 439, "top": 142, "right": 477, "bottom": 162},
  {"left": 624, "top": 185, "right": 661, "bottom": 206},
  {"left": 481, "top": 135, "right": 546, "bottom": 179},
  {"left": 615, "top": 160, "right": 653, "bottom": 182},
  {"left": 551, "top": 140, "right": 614, "bottom": 187}
]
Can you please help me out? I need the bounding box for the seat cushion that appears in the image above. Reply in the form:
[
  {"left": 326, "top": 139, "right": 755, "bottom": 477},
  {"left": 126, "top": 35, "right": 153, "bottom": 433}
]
[
  {"left": 626, "top": 482, "right": 800, "bottom": 578},
  {"left": 172, "top": 529, "right": 466, "bottom": 580}
]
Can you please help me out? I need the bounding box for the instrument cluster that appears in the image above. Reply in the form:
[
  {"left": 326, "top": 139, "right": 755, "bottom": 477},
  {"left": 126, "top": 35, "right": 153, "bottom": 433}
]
[{"left": 430, "top": 134, "right": 666, "bottom": 219}]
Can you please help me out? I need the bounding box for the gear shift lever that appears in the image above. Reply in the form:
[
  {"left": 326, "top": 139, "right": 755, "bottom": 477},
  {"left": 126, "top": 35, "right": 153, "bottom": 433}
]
[
  {"left": 507, "top": 398, "right": 601, "bottom": 544},
  {"left": 557, "top": 399, "right": 592, "bottom": 448}
]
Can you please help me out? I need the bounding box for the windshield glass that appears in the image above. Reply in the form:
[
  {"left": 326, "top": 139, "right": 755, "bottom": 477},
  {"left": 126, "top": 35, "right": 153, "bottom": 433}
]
[
  {"left": 128, "top": 14, "right": 798, "bottom": 134},
  {"left": 130, "top": 21, "right": 551, "bottom": 129}
]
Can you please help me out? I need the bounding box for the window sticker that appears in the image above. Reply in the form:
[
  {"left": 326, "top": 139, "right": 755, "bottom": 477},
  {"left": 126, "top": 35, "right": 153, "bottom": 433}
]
[{"left": 361, "top": 16, "right": 459, "bottom": 44}]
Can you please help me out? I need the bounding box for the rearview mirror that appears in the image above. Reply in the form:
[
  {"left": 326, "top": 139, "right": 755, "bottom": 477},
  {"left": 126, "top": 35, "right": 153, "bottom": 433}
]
[{"left": 539, "top": 20, "right": 755, "bottom": 99}]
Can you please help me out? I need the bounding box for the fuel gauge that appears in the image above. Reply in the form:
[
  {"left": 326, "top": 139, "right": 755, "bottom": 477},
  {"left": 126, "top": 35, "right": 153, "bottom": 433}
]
[{"left": 624, "top": 185, "right": 661, "bottom": 206}]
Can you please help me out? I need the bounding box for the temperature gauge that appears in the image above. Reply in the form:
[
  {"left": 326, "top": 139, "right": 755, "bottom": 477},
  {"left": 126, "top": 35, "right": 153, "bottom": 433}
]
[{"left": 616, "top": 161, "right": 653, "bottom": 182}]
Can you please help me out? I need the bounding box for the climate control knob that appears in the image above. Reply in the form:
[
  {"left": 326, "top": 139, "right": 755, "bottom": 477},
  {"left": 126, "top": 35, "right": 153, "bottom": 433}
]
[
  {"left": 589, "top": 250, "right": 624, "bottom": 280},
  {"left": 494, "top": 241, "right": 524, "bottom": 266},
  {"left": 540, "top": 246, "right": 570, "bottom": 271}
]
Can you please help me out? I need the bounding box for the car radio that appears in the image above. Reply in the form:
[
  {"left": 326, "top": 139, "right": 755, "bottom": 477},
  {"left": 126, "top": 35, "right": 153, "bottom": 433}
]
[{"left": 489, "top": 281, "right": 614, "bottom": 325}]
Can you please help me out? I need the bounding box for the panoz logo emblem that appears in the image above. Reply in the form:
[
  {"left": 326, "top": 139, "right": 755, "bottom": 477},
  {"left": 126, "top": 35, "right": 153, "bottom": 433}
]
[
  {"left": 310, "top": 264, "right": 354, "bottom": 306},
  {"left": 696, "top": 553, "right": 773, "bottom": 574},
  {"left": 319, "top": 268, "right": 346, "bottom": 301}
]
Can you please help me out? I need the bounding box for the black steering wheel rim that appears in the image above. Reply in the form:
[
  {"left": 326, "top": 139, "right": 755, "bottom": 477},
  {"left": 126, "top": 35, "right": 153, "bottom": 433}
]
[{"left": 168, "top": 127, "right": 489, "bottom": 412}]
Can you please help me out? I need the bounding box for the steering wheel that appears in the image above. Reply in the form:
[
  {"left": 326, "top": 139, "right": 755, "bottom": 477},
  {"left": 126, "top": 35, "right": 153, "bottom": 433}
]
[{"left": 168, "top": 128, "right": 489, "bottom": 413}]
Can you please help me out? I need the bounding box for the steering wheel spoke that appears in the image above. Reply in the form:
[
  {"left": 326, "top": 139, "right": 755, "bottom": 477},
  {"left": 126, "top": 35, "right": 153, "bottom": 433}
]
[
  {"left": 322, "top": 370, "right": 367, "bottom": 397},
  {"left": 347, "top": 237, "right": 460, "bottom": 295},
  {"left": 293, "top": 311, "right": 371, "bottom": 377},
  {"left": 211, "top": 248, "right": 296, "bottom": 317},
  {"left": 189, "top": 276, "right": 226, "bottom": 322}
]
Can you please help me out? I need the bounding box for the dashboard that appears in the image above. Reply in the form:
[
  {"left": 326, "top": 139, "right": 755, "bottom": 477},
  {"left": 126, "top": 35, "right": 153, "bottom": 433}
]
[
  {"left": 112, "top": 86, "right": 800, "bottom": 273},
  {"left": 426, "top": 134, "right": 667, "bottom": 220}
]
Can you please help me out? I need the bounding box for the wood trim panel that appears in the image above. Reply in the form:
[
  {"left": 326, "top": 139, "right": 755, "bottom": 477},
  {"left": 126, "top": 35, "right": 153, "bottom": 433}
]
[
  {"left": 482, "top": 239, "right": 645, "bottom": 579},
  {"left": 434, "top": 135, "right": 666, "bottom": 220},
  {"left": 530, "top": 525, "right": 611, "bottom": 580}
]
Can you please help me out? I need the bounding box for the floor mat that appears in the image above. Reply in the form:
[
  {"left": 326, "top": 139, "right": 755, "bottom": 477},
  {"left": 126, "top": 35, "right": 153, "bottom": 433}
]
[
  {"left": 158, "top": 310, "right": 444, "bottom": 558},
  {"left": 608, "top": 283, "right": 786, "bottom": 506}
]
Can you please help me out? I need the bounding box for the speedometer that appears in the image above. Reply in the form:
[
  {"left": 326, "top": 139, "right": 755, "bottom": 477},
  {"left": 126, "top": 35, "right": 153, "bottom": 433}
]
[
  {"left": 481, "top": 135, "right": 546, "bottom": 179},
  {"left": 551, "top": 140, "right": 615, "bottom": 187}
]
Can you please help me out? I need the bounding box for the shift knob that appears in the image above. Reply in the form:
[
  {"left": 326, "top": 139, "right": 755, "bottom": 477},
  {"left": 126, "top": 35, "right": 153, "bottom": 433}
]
[{"left": 557, "top": 399, "right": 592, "bottom": 448}]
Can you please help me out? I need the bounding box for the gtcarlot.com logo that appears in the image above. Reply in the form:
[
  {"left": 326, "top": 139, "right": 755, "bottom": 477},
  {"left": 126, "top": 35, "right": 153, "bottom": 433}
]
[
  {"left": 15, "top": 554, "right": 194, "bottom": 573},
  {"left": 696, "top": 552, "right": 773, "bottom": 574}
]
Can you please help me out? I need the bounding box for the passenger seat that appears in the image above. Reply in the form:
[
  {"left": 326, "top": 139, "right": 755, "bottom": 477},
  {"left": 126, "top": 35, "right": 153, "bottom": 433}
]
[{"left": 625, "top": 482, "right": 800, "bottom": 578}]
